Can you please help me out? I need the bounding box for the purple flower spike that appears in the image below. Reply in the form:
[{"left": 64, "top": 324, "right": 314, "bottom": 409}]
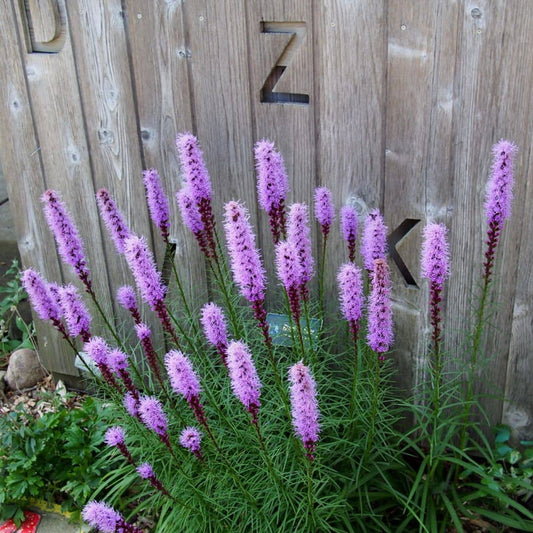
[
  {"left": 138, "top": 395, "right": 168, "bottom": 437},
  {"left": 58, "top": 284, "right": 91, "bottom": 342},
  {"left": 421, "top": 223, "right": 450, "bottom": 351},
  {"left": 143, "top": 168, "right": 171, "bottom": 242},
  {"left": 226, "top": 341, "right": 262, "bottom": 422},
  {"left": 21, "top": 269, "right": 62, "bottom": 324},
  {"left": 135, "top": 322, "right": 163, "bottom": 385},
  {"left": 117, "top": 285, "right": 142, "bottom": 324},
  {"left": 176, "top": 188, "right": 204, "bottom": 233},
  {"left": 41, "top": 190, "right": 91, "bottom": 291},
  {"left": 421, "top": 223, "right": 450, "bottom": 286},
  {"left": 136, "top": 462, "right": 172, "bottom": 496},
  {"left": 337, "top": 263, "right": 364, "bottom": 342},
  {"left": 96, "top": 189, "right": 131, "bottom": 254},
  {"left": 164, "top": 350, "right": 201, "bottom": 402},
  {"left": 361, "top": 209, "right": 388, "bottom": 271},
  {"left": 287, "top": 203, "right": 314, "bottom": 299},
  {"left": 341, "top": 206, "right": 359, "bottom": 262},
  {"left": 85, "top": 337, "right": 120, "bottom": 389},
  {"left": 288, "top": 361, "right": 320, "bottom": 461},
  {"left": 124, "top": 391, "right": 139, "bottom": 418},
  {"left": 179, "top": 427, "right": 204, "bottom": 460},
  {"left": 485, "top": 140, "right": 518, "bottom": 225},
  {"left": 224, "top": 201, "right": 266, "bottom": 303},
  {"left": 82, "top": 500, "right": 142, "bottom": 533},
  {"left": 275, "top": 240, "right": 302, "bottom": 322},
  {"left": 108, "top": 348, "right": 139, "bottom": 400},
  {"left": 200, "top": 302, "right": 228, "bottom": 363},
  {"left": 104, "top": 426, "right": 125, "bottom": 447},
  {"left": 123, "top": 236, "right": 166, "bottom": 312},
  {"left": 314, "top": 187, "right": 335, "bottom": 237},
  {"left": 254, "top": 139, "right": 289, "bottom": 243},
  {"left": 367, "top": 258, "right": 394, "bottom": 355},
  {"left": 176, "top": 133, "right": 212, "bottom": 202}
]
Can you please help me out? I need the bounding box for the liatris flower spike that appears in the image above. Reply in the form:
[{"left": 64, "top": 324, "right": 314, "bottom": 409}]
[
  {"left": 341, "top": 205, "right": 358, "bottom": 262},
  {"left": 117, "top": 285, "right": 142, "bottom": 324},
  {"left": 84, "top": 337, "right": 120, "bottom": 390},
  {"left": 367, "top": 258, "right": 394, "bottom": 356},
  {"left": 287, "top": 203, "right": 314, "bottom": 300},
  {"left": 135, "top": 322, "right": 164, "bottom": 385},
  {"left": 254, "top": 139, "right": 289, "bottom": 243},
  {"left": 421, "top": 223, "right": 450, "bottom": 351},
  {"left": 21, "top": 269, "right": 62, "bottom": 325},
  {"left": 288, "top": 361, "right": 320, "bottom": 461},
  {"left": 314, "top": 186, "right": 335, "bottom": 237},
  {"left": 104, "top": 426, "right": 135, "bottom": 466},
  {"left": 107, "top": 348, "right": 139, "bottom": 400},
  {"left": 96, "top": 189, "right": 131, "bottom": 254},
  {"left": 275, "top": 240, "right": 302, "bottom": 323},
  {"left": 82, "top": 501, "right": 142, "bottom": 533},
  {"left": 165, "top": 350, "right": 207, "bottom": 426},
  {"left": 200, "top": 302, "right": 229, "bottom": 364},
  {"left": 58, "top": 284, "right": 92, "bottom": 342},
  {"left": 137, "top": 462, "right": 172, "bottom": 496},
  {"left": 361, "top": 209, "right": 388, "bottom": 272},
  {"left": 41, "top": 189, "right": 91, "bottom": 292},
  {"left": 337, "top": 263, "right": 364, "bottom": 343},
  {"left": 483, "top": 140, "right": 518, "bottom": 284},
  {"left": 226, "top": 341, "right": 262, "bottom": 423},
  {"left": 143, "top": 168, "right": 171, "bottom": 242},
  {"left": 179, "top": 427, "right": 204, "bottom": 460},
  {"left": 138, "top": 395, "right": 172, "bottom": 451}
]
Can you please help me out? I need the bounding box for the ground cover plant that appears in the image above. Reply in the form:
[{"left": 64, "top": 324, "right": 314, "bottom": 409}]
[{"left": 21, "top": 136, "right": 533, "bottom": 531}]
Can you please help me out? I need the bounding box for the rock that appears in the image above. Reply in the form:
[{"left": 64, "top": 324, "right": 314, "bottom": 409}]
[{"left": 5, "top": 348, "right": 47, "bottom": 390}]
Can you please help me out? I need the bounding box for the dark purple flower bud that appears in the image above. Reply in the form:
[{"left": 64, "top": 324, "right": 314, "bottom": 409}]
[
  {"left": 96, "top": 189, "right": 131, "bottom": 254},
  {"left": 143, "top": 168, "right": 171, "bottom": 242}
]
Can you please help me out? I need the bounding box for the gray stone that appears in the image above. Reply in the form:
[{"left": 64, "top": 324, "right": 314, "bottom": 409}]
[{"left": 5, "top": 348, "right": 46, "bottom": 390}]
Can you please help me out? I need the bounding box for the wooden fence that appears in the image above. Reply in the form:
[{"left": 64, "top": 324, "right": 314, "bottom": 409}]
[{"left": 1, "top": 0, "right": 532, "bottom": 440}]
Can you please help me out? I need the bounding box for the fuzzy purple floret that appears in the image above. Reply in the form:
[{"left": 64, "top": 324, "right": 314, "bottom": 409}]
[
  {"left": 107, "top": 349, "right": 129, "bottom": 373},
  {"left": 21, "top": 269, "right": 62, "bottom": 323},
  {"left": 41, "top": 190, "right": 90, "bottom": 285},
  {"left": 337, "top": 263, "right": 364, "bottom": 324},
  {"left": 254, "top": 139, "right": 289, "bottom": 213},
  {"left": 367, "top": 258, "right": 394, "bottom": 354},
  {"left": 275, "top": 241, "right": 302, "bottom": 291},
  {"left": 135, "top": 322, "right": 151, "bottom": 341},
  {"left": 179, "top": 426, "right": 203, "bottom": 453},
  {"left": 117, "top": 286, "right": 137, "bottom": 311},
  {"left": 164, "top": 350, "right": 201, "bottom": 402},
  {"left": 123, "top": 235, "right": 166, "bottom": 312},
  {"left": 143, "top": 168, "right": 171, "bottom": 240},
  {"left": 288, "top": 361, "right": 320, "bottom": 458},
  {"left": 58, "top": 284, "right": 91, "bottom": 339},
  {"left": 224, "top": 201, "right": 266, "bottom": 303},
  {"left": 82, "top": 501, "right": 122, "bottom": 533},
  {"left": 104, "top": 426, "right": 125, "bottom": 447},
  {"left": 176, "top": 133, "right": 212, "bottom": 202},
  {"left": 124, "top": 392, "right": 139, "bottom": 418},
  {"left": 361, "top": 209, "right": 388, "bottom": 271},
  {"left": 176, "top": 188, "right": 204, "bottom": 234},
  {"left": 84, "top": 337, "right": 110, "bottom": 366},
  {"left": 421, "top": 223, "right": 450, "bottom": 286},
  {"left": 138, "top": 396, "right": 168, "bottom": 436},
  {"left": 136, "top": 462, "right": 155, "bottom": 480},
  {"left": 200, "top": 302, "right": 228, "bottom": 348},
  {"left": 314, "top": 187, "right": 335, "bottom": 235},
  {"left": 96, "top": 189, "right": 131, "bottom": 254},
  {"left": 485, "top": 140, "right": 518, "bottom": 225},
  {"left": 226, "top": 341, "right": 262, "bottom": 411},
  {"left": 287, "top": 203, "right": 314, "bottom": 287}
]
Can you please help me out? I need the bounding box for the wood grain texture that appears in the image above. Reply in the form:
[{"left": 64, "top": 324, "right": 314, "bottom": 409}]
[
  {"left": 126, "top": 0, "right": 208, "bottom": 313},
  {"left": 66, "top": 0, "right": 155, "bottom": 335},
  {"left": 0, "top": 0, "right": 68, "bottom": 374}
]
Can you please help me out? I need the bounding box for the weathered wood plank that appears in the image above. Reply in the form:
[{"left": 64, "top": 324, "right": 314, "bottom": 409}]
[
  {"left": 0, "top": 0, "right": 67, "bottom": 375},
  {"left": 12, "top": 0, "right": 113, "bottom": 372},
  {"left": 66, "top": 0, "right": 156, "bottom": 334},
  {"left": 126, "top": 0, "right": 207, "bottom": 312},
  {"left": 446, "top": 0, "right": 533, "bottom": 428}
]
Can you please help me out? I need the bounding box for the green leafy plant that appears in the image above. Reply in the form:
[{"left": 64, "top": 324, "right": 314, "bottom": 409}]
[
  {"left": 0, "top": 260, "right": 35, "bottom": 363},
  {"left": 0, "top": 394, "right": 119, "bottom": 524}
]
